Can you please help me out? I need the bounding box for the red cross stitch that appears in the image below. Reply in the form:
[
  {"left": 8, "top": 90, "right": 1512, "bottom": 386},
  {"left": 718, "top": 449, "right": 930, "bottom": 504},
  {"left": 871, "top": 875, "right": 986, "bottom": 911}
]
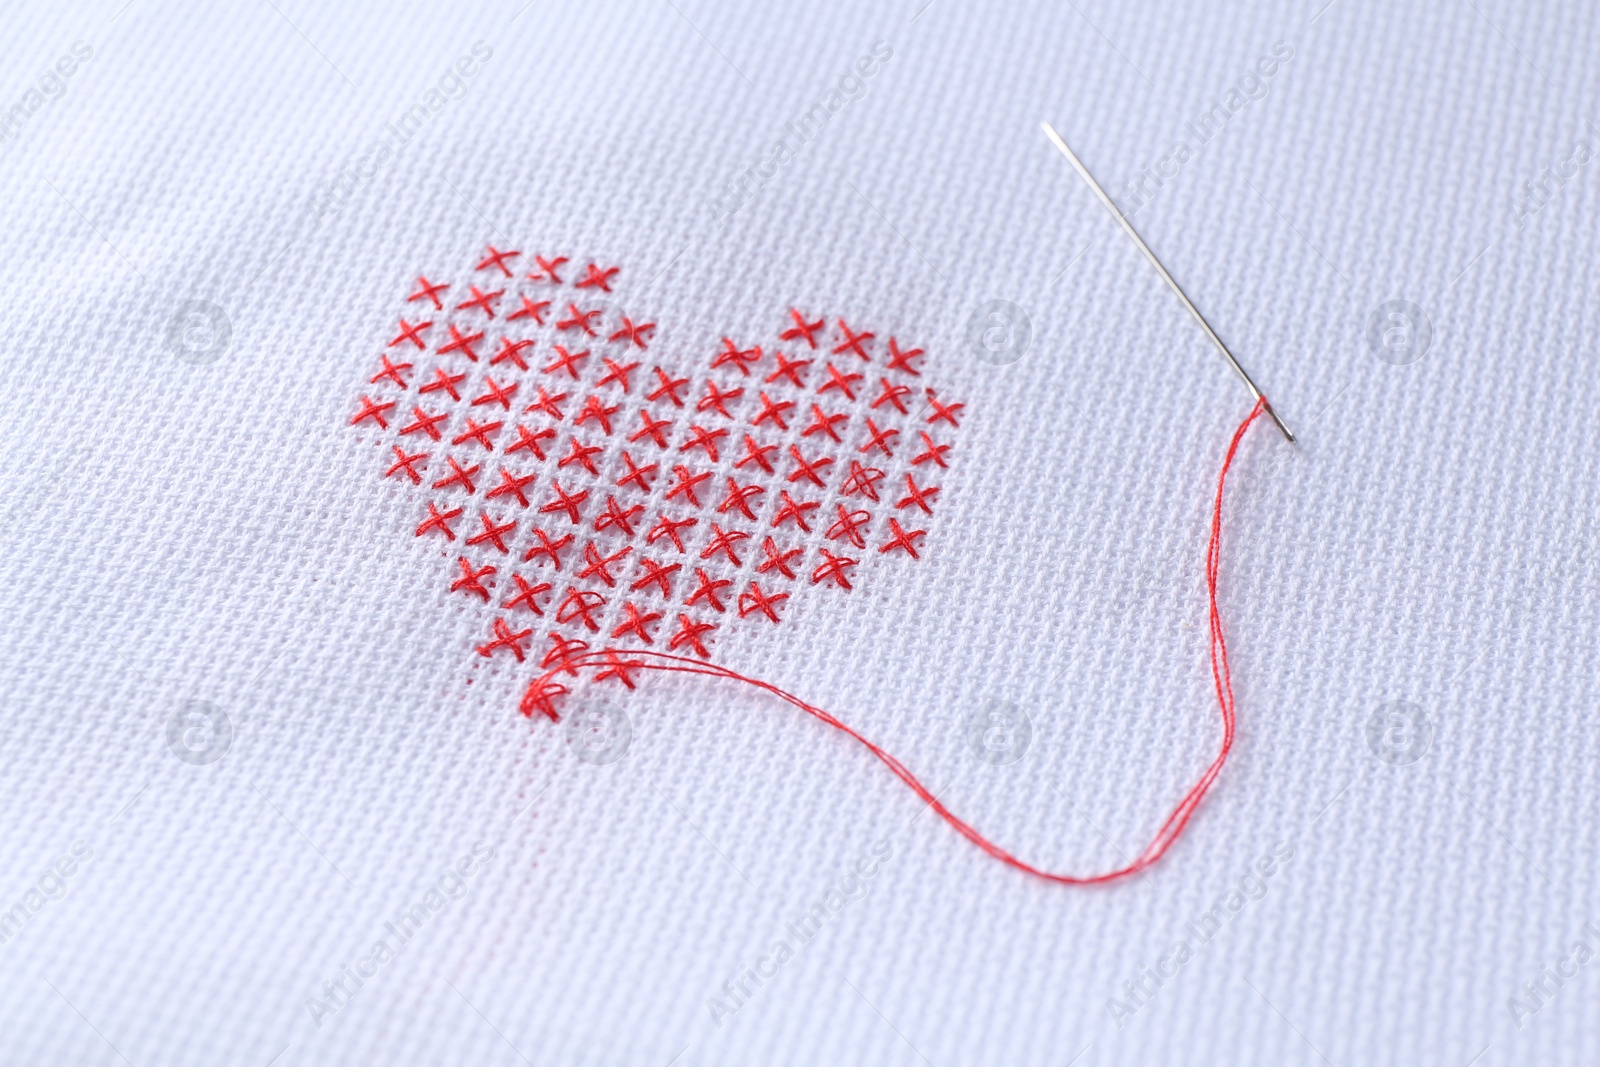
[
  {"left": 668, "top": 614, "right": 715, "bottom": 658},
  {"left": 630, "top": 557, "right": 680, "bottom": 597},
  {"left": 544, "top": 345, "right": 588, "bottom": 379},
  {"left": 757, "top": 537, "right": 802, "bottom": 579},
  {"left": 753, "top": 393, "right": 794, "bottom": 431},
  {"left": 400, "top": 405, "right": 449, "bottom": 440},
  {"left": 617, "top": 452, "right": 658, "bottom": 492},
  {"left": 558, "top": 437, "right": 603, "bottom": 476},
  {"left": 451, "top": 557, "right": 496, "bottom": 601},
  {"left": 787, "top": 445, "right": 833, "bottom": 487},
  {"left": 911, "top": 431, "right": 950, "bottom": 468},
  {"left": 417, "top": 501, "right": 463, "bottom": 540},
  {"left": 686, "top": 568, "right": 731, "bottom": 612},
  {"left": 524, "top": 386, "right": 568, "bottom": 421},
  {"left": 506, "top": 424, "right": 556, "bottom": 459},
  {"left": 536, "top": 634, "right": 588, "bottom": 676},
  {"left": 420, "top": 367, "right": 467, "bottom": 401},
  {"left": 575, "top": 263, "right": 620, "bottom": 291},
  {"left": 609, "top": 317, "right": 655, "bottom": 349},
  {"left": 472, "top": 377, "right": 519, "bottom": 411},
  {"left": 433, "top": 456, "right": 480, "bottom": 495},
  {"left": 812, "top": 549, "right": 857, "bottom": 590},
  {"left": 574, "top": 395, "right": 620, "bottom": 435},
  {"left": 408, "top": 276, "right": 449, "bottom": 310},
  {"left": 476, "top": 245, "right": 521, "bottom": 277},
  {"left": 648, "top": 367, "right": 689, "bottom": 406},
  {"left": 711, "top": 338, "right": 761, "bottom": 376},
  {"left": 439, "top": 324, "right": 485, "bottom": 361},
  {"left": 529, "top": 255, "right": 568, "bottom": 284},
  {"left": 861, "top": 419, "right": 899, "bottom": 457},
  {"left": 780, "top": 308, "right": 823, "bottom": 348},
  {"left": 612, "top": 602, "right": 662, "bottom": 644},
  {"left": 524, "top": 528, "right": 574, "bottom": 569},
  {"left": 508, "top": 294, "right": 550, "bottom": 324},
  {"left": 896, "top": 472, "right": 940, "bottom": 514},
  {"left": 772, "top": 491, "right": 819, "bottom": 531},
  {"left": 698, "top": 381, "right": 744, "bottom": 418},
  {"left": 766, "top": 351, "right": 811, "bottom": 387},
  {"left": 646, "top": 514, "right": 697, "bottom": 553},
  {"left": 467, "top": 513, "right": 516, "bottom": 554},
  {"left": 452, "top": 417, "right": 502, "bottom": 451},
  {"left": 886, "top": 338, "right": 924, "bottom": 375},
  {"left": 557, "top": 304, "right": 602, "bottom": 335},
  {"left": 385, "top": 446, "right": 428, "bottom": 484},
  {"left": 371, "top": 354, "right": 412, "bottom": 388},
  {"left": 477, "top": 617, "right": 533, "bottom": 660},
  {"left": 681, "top": 424, "right": 728, "bottom": 462},
  {"left": 540, "top": 481, "right": 589, "bottom": 524},
  {"left": 737, "top": 581, "right": 788, "bottom": 622},
  {"left": 880, "top": 518, "right": 926, "bottom": 558},
  {"left": 491, "top": 336, "right": 534, "bottom": 371},
  {"left": 485, "top": 468, "right": 536, "bottom": 507},
  {"left": 665, "top": 465, "right": 713, "bottom": 507},
  {"left": 351, "top": 395, "right": 394, "bottom": 429},
  {"left": 594, "top": 649, "right": 644, "bottom": 687},
  {"left": 825, "top": 505, "right": 871, "bottom": 549},
  {"left": 594, "top": 495, "right": 644, "bottom": 536},
  {"left": 925, "top": 391, "right": 964, "bottom": 428},
  {"left": 457, "top": 286, "right": 504, "bottom": 318},
  {"left": 577, "top": 542, "right": 632, "bottom": 586},
  {"left": 597, "top": 358, "right": 640, "bottom": 393},
  {"left": 833, "top": 320, "right": 874, "bottom": 360},
  {"left": 390, "top": 318, "right": 431, "bottom": 350},
  {"left": 357, "top": 260, "right": 964, "bottom": 677},
  {"left": 801, "top": 405, "right": 847, "bottom": 443},
  {"left": 504, "top": 573, "right": 552, "bottom": 614},
  {"left": 717, "top": 477, "right": 765, "bottom": 520},
  {"left": 556, "top": 588, "right": 607, "bottom": 631},
  {"left": 819, "top": 363, "right": 862, "bottom": 401},
  {"left": 630, "top": 409, "right": 672, "bottom": 448},
  {"left": 870, "top": 378, "right": 912, "bottom": 415},
  {"left": 700, "top": 524, "right": 749, "bottom": 566},
  {"left": 736, "top": 435, "right": 778, "bottom": 474},
  {"left": 841, "top": 461, "right": 885, "bottom": 502}
]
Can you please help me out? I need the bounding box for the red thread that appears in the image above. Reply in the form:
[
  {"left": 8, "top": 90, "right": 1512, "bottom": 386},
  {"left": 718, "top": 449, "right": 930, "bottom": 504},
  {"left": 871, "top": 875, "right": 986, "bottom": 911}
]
[
  {"left": 780, "top": 309, "right": 824, "bottom": 348},
  {"left": 507, "top": 295, "right": 549, "bottom": 325},
  {"left": 457, "top": 286, "right": 504, "bottom": 318},
  {"left": 439, "top": 324, "right": 484, "bottom": 362},
  {"left": 476, "top": 246, "right": 521, "bottom": 277},
  {"left": 610, "top": 318, "right": 655, "bottom": 349},
  {"left": 385, "top": 446, "right": 428, "bottom": 484},
  {"left": 407, "top": 277, "right": 449, "bottom": 310},
  {"left": 886, "top": 338, "right": 924, "bottom": 375},
  {"left": 832, "top": 319, "right": 874, "bottom": 360},
  {"left": 517, "top": 398, "right": 1267, "bottom": 885},
  {"left": 575, "top": 263, "right": 620, "bottom": 291},
  {"left": 529, "top": 254, "right": 567, "bottom": 284}
]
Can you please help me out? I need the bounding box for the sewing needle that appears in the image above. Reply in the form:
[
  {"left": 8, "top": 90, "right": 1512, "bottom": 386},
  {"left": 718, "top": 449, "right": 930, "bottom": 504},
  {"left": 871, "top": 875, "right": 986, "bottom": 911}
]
[{"left": 1040, "top": 121, "right": 1295, "bottom": 442}]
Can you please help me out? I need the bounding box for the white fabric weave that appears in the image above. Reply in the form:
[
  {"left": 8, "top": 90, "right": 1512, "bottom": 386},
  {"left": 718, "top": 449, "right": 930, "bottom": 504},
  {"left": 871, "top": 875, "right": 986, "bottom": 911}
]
[{"left": 2, "top": 1, "right": 1597, "bottom": 1064}]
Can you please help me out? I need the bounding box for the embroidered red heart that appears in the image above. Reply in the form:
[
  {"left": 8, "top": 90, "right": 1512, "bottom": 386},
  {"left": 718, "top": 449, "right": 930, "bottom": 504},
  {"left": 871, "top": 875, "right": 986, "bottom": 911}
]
[{"left": 350, "top": 245, "right": 962, "bottom": 679}]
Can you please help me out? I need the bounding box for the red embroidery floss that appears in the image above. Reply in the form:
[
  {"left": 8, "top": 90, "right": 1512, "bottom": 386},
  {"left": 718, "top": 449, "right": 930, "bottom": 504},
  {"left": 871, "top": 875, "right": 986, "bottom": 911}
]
[{"left": 521, "top": 397, "right": 1269, "bottom": 885}]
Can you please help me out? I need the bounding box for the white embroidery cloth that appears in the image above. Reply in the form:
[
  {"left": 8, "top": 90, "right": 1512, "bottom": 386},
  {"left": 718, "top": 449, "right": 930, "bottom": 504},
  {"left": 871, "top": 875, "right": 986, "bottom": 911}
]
[{"left": 2, "top": 0, "right": 1596, "bottom": 1064}]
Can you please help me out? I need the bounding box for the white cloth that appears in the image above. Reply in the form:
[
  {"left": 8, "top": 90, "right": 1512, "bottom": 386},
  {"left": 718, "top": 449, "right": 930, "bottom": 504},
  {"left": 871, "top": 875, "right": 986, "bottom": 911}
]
[{"left": 2, "top": 0, "right": 1597, "bottom": 1064}]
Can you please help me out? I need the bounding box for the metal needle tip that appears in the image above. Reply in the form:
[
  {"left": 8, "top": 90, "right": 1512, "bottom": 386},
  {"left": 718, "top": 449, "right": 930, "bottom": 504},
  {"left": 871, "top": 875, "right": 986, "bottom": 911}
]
[{"left": 1040, "top": 121, "right": 1295, "bottom": 443}]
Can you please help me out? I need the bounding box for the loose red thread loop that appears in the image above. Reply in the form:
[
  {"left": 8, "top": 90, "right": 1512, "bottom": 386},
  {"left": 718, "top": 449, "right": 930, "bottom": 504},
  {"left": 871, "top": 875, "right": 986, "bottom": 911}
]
[{"left": 519, "top": 398, "right": 1268, "bottom": 885}]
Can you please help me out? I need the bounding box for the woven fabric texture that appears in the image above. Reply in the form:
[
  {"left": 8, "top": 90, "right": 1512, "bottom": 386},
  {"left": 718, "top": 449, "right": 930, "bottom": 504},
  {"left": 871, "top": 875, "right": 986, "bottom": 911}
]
[{"left": 1, "top": 0, "right": 1597, "bottom": 1064}]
